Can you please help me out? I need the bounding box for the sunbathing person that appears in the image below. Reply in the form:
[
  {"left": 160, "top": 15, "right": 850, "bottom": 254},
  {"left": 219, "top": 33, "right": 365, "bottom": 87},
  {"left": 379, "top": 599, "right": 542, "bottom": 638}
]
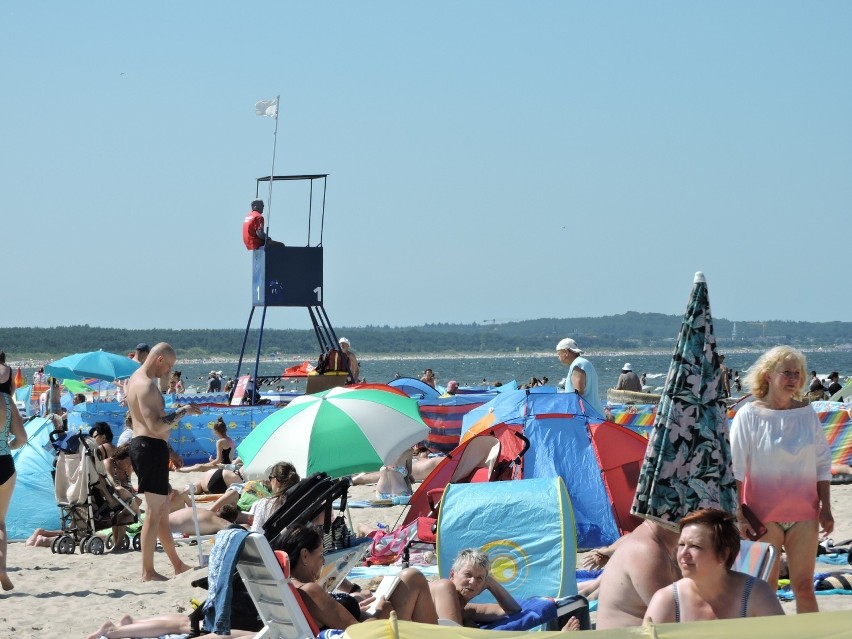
[
  {"left": 281, "top": 524, "right": 439, "bottom": 628},
  {"left": 208, "top": 477, "right": 271, "bottom": 525},
  {"left": 177, "top": 418, "right": 237, "bottom": 473},
  {"left": 192, "top": 466, "right": 243, "bottom": 496},
  {"left": 86, "top": 613, "right": 255, "bottom": 639},
  {"left": 104, "top": 443, "right": 142, "bottom": 550},
  {"left": 428, "top": 547, "right": 521, "bottom": 626},
  {"left": 169, "top": 503, "right": 241, "bottom": 536},
  {"left": 643, "top": 509, "right": 783, "bottom": 623},
  {"left": 411, "top": 445, "right": 445, "bottom": 482},
  {"left": 594, "top": 520, "right": 680, "bottom": 629}
]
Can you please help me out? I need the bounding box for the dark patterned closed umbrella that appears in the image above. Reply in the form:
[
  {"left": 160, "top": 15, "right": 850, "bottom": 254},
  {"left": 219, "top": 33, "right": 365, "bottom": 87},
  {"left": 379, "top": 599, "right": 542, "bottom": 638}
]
[{"left": 631, "top": 271, "right": 736, "bottom": 528}]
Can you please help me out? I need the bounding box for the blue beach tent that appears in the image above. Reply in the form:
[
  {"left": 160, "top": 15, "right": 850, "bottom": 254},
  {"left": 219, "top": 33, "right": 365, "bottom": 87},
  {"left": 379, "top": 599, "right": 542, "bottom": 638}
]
[
  {"left": 460, "top": 388, "right": 647, "bottom": 549},
  {"left": 9, "top": 417, "right": 60, "bottom": 540}
]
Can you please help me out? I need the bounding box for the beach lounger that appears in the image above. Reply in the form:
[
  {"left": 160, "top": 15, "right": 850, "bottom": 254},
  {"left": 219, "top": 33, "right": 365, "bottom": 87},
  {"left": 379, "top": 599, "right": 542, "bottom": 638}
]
[
  {"left": 237, "top": 532, "right": 321, "bottom": 639},
  {"left": 731, "top": 540, "right": 776, "bottom": 582},
  {"left": 264, "top": 473, "right": 352, "bottom": 547}
]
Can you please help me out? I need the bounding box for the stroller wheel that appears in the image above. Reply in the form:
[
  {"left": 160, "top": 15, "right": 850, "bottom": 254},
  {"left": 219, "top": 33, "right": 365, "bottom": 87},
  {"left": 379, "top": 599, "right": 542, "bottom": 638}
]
[
  {"left": 51, "top": 536, "right": 62, "bottom": 554},
  {"left": 105, "top": 533, "right": 115, "bottom": 551},
  {"left": 58, "top": 536, "right": 75, "bottom": 555},
  {"left": 119, "top": 534, "right": 131, "bottom": 550},
  {"left": 87, "top": 537, "right": 106, "bottom": 555},
  {"left": 79, "top": 534, "right": 92, "bottom": 554},
  {"left": 132, "top": 535, "right": 141, "bottom": 551}
]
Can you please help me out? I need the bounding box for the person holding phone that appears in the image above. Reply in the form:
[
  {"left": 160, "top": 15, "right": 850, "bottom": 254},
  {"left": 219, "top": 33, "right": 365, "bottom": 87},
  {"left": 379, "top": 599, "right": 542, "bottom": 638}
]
[{"left": 730, "top": 346, "right": 833, "bottom": 614}]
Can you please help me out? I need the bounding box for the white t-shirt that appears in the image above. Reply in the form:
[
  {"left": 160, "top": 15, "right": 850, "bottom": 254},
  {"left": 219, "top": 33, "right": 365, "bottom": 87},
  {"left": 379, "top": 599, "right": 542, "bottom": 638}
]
[
  {"left": 731, "top": 402, "right": 831, "bottom": 523},
  {"left": 249, "top": 496, "right": 280, "bottom": 533}
]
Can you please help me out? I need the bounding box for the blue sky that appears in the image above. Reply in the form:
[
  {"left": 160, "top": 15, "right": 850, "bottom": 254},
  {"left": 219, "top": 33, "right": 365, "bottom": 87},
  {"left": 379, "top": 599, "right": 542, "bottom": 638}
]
[{"left": 3, "top": 2, "right": 850, "bottom": 331}]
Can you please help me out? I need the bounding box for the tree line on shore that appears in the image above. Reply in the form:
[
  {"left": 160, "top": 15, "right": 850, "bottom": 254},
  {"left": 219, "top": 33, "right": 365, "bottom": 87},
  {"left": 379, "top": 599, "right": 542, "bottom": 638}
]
[{"left": 2, "top": 312, "right": 849, "bottom": 359}]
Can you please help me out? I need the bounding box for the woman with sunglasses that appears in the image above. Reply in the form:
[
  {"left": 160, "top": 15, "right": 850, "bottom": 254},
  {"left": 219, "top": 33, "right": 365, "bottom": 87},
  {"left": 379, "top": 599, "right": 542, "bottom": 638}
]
[
  {"left": 731, "top": 345, "right": 833, "bottom": 613},
  {"left": 249, "top": 461, "right": 300, "bottom": 532}
]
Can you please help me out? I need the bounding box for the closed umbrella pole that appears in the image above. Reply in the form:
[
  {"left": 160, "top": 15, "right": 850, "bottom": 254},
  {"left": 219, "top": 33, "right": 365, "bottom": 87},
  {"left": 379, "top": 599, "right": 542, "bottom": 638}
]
[{"left": 631, "top": 271, "right": 737, "bottom": 528}]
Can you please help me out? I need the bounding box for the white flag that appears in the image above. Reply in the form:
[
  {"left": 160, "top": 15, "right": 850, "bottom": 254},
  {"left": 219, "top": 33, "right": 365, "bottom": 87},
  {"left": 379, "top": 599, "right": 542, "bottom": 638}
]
[{"left": 255, "top": 98, "right": 278, "bottom": 118}]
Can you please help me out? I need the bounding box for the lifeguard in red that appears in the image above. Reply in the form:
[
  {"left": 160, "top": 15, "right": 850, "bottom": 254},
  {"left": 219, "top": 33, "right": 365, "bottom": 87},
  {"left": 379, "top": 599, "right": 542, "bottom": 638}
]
[{"left": 243, "top": 199, "right": 267, "bottom": 250}]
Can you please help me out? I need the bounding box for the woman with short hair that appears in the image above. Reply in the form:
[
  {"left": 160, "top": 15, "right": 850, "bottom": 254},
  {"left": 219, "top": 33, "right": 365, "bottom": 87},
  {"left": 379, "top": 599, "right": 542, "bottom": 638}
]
[{"left": 644, "top": 509, "right": 783, "bottom": 623}]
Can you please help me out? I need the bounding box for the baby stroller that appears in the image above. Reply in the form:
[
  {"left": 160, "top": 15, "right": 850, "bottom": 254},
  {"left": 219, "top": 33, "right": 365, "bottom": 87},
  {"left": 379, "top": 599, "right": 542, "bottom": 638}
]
[{"left": 50, "top": 429, "right": 139, "bottom": 555}]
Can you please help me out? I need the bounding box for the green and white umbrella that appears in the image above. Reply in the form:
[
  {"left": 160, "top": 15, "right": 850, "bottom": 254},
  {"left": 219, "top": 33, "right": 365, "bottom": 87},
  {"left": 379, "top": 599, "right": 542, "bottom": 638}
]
[{"left": 237, "top": 386, "right": 429, "bottom": 479}]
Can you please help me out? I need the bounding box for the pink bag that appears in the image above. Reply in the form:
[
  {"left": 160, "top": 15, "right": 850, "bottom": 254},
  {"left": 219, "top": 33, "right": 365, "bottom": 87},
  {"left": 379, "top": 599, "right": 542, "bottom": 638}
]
[{"left": 367, "top": 521, "right": 418, "bottom": 565}]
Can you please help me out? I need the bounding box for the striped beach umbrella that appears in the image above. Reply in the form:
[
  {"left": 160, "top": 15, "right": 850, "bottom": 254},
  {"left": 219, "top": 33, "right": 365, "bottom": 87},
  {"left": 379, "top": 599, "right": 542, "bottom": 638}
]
[
  {"left": 238, "top": 386, "right": 429, "bottom": 479},
  {"left": 631, "top": 271, "right": 737, "bottom": 528}
]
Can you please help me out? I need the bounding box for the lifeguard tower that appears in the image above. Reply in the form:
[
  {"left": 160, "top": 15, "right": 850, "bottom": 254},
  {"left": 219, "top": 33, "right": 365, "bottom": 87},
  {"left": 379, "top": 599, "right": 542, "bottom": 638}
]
[{"left": 233, "top": 173, "right": 351, "bottom": 402}]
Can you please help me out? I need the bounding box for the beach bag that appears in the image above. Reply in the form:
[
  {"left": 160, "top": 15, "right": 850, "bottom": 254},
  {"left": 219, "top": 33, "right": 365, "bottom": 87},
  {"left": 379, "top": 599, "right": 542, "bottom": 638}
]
[
  {"left": 323, "top": 515, "right": 352, "bottom": 552},
  {"left": 367, "top": 521, "right": 418, "bottom": 565},
  {"left": 50, "top": 430, "right": 82, "bottom": 455}
]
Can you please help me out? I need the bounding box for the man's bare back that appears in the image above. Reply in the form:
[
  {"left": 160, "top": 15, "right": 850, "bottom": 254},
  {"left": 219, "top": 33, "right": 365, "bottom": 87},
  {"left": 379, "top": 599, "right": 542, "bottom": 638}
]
[{"left": 595, "top": 521, "right": 680, "bottom": 629}]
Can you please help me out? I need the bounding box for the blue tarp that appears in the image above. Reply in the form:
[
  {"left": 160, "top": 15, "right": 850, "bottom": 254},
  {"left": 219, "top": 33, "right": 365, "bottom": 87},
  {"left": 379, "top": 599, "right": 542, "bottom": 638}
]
[
  {"left": 67, "top": 403, "right": 278, "bottom": 464},
  {"left": 8, "top": 417, "right": 60, "bottom": 540}
]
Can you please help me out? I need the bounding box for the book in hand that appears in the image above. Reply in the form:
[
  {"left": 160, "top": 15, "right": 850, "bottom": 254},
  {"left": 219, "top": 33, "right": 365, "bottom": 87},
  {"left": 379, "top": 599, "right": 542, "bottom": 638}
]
[
  {"left": 741, "top": 503, "right": 768, "bottom": 540},
  {"left": 366, "top": 575, "right": 401, "bottom": 616}
]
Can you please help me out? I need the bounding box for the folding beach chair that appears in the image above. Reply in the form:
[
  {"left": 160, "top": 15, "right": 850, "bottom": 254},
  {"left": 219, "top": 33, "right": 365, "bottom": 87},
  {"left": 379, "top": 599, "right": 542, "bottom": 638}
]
[
  {"left": 236, "top": 532, "right": 321, "bottom": 639},
  {"left": 731, "top": 540, "right": 777, "bottom": 582}
]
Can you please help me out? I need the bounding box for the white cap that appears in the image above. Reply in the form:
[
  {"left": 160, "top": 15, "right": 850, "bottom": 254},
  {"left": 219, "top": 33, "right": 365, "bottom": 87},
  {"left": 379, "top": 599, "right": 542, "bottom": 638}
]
[
  {"left": 555, "top": 338, "right": 583, "bottom": 354},
  {"left": 338, "top": 337, "right": 350, "bottom": 346},
  {"left": 622, "top": 363, "right": 632, "bottom": 371}
]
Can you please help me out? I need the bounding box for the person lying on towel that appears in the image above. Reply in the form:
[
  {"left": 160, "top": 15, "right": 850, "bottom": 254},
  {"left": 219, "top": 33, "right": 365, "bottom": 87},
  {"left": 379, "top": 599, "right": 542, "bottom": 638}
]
[{"left": 428, "top": 548, "right": 521, "bottom": 626}]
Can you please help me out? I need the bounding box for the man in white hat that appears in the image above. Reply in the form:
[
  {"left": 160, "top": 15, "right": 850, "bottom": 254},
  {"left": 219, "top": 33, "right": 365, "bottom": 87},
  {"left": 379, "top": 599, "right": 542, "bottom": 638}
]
[
  {"left": 615, "top": 363, "right": 642, "bottom": 392},
  {"left": 338, "top": 337, "right": 360, "bottom": 383},
  {"left": 556, "top": 338, "right": 603, "bottom": 415}
]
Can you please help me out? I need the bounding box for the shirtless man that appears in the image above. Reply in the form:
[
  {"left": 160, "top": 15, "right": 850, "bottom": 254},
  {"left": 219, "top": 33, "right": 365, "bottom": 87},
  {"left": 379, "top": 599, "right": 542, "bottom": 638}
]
[
  {"left": 125, "top": 342, "right": 201, "bottom": 581},
  {"left": 594, "top": 520, "right": 680, "bottom": 629},
  {"left": 429, "top": 548, "right": 521, "bottom": 626}
]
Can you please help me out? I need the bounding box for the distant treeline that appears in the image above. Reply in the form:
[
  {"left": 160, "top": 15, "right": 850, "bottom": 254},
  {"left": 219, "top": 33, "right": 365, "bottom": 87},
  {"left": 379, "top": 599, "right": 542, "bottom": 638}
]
[{"left": 2, "top": 312, "right": 851, "bottom": 358}]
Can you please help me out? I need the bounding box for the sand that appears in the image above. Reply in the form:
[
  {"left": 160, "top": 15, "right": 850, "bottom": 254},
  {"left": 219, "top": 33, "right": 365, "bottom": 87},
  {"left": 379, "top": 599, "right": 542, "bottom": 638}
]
[{"left": 3, "top": 474, "right": 852, "bottom": 638}]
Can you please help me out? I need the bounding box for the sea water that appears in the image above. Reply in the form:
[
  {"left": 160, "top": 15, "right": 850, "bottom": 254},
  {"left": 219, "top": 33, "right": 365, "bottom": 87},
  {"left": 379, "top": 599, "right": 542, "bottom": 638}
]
[{"left": 23, "top": 348, "right": 850, "bottom": 401}]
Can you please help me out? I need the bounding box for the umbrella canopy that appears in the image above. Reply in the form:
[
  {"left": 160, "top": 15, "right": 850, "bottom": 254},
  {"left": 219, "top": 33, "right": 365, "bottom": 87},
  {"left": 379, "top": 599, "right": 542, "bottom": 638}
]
[
  {"left": 631, "top": 271, "right": 737, "bottom": 529},
  {"left": 45, "top": 350, "right": 140, "bottom": 382},
  {"left": 237, "top": 386, "right": 429, "bottom": 479},
  {"left": 62, "top": 379, "right": 94, "bottom": 394}
]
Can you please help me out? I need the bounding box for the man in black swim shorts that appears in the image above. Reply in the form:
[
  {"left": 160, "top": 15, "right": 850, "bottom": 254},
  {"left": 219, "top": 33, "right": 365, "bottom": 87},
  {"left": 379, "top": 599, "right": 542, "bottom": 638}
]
[
  {"left": 129, "top": 436, "right": 171, "bottom": 496},
  {"left": 126, "top": 342, "right": 202, "bottom": 582}
]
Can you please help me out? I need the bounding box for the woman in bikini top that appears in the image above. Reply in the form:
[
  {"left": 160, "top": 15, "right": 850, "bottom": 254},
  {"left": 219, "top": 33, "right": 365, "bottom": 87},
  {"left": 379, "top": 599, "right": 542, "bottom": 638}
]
[{"left": 643, "top": 509, "right": 783, "bottom": 623}]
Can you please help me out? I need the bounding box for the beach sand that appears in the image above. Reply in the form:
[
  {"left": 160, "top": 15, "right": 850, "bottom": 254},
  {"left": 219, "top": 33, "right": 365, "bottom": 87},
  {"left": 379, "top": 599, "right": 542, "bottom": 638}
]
[{"left": 3, "top": 473, "right": 852, "bottom": 638}]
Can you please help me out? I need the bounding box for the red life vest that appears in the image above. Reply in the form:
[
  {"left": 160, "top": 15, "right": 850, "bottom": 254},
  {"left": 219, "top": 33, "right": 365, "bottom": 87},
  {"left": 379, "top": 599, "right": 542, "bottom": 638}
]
[{"left": 242, "top": 210, "right": 265, "bottom": 250}]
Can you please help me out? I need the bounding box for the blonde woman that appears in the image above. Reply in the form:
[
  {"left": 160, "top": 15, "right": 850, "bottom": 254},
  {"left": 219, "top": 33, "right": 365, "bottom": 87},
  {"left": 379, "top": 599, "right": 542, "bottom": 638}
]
[{"left": 730, "top": 345, "right": 832, "bottom": 614}]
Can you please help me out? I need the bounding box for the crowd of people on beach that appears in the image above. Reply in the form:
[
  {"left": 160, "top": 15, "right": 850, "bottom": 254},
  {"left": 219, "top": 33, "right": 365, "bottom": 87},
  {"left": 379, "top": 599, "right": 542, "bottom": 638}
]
[{"left": 0, "top": 338, "right": 849, "bottom": 635}]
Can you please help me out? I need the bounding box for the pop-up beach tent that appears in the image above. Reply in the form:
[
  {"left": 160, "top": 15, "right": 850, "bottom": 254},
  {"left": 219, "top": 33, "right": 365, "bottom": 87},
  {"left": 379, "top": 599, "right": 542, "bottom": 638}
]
[
  {"left": 457, "top": 387, "right": 647, "bottom": 549},
  {"left": 8, "top": 417, "right": 61, "bottom": 540}
]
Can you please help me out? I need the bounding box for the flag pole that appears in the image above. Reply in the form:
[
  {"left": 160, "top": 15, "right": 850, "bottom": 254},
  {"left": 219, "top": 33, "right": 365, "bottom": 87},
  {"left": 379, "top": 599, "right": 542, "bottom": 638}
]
[{"left": 265, "top": 95, "right": 280, "bottom": 239}]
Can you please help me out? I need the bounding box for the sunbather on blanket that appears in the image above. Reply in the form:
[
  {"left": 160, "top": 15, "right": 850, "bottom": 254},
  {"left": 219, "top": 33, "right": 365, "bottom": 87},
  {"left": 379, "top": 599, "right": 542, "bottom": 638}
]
[{"left": 429, "top": 547, "right": 522, "bottom": 626}]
